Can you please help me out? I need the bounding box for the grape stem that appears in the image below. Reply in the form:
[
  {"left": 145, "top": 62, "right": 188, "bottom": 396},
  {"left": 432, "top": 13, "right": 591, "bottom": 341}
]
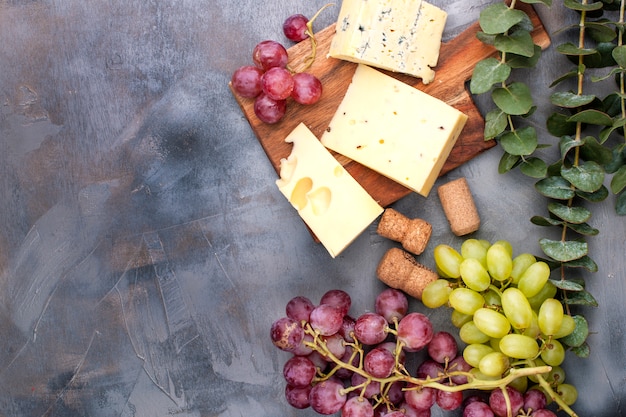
[{"left": 288, "top": 3, "right": 334, "bottom": 73}]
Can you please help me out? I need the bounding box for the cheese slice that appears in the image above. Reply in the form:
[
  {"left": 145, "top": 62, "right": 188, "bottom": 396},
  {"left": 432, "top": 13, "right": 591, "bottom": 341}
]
[
  {"left": 276, "top": 123, "right": 383, "bottom": 258},
  {"left": 320, "top": 64, "right": 468, "bottom": 197},
  {"left": 329, "top": 0, "right": 447, "bottom": 84}
]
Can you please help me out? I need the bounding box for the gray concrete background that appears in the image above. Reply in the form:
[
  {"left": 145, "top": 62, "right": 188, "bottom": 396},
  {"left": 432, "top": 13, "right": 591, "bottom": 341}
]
[{"left": 0, "top": 1, "right": 624, "bottom": 416}]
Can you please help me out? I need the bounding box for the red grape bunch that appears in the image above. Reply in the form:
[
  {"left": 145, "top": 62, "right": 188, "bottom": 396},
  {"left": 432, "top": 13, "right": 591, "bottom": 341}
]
[
  {"left": 270, "top": 288, "right": 557, "bottom": 417},
  {"left": 230, "top": 7, "right": 329, "bottom": 124}
]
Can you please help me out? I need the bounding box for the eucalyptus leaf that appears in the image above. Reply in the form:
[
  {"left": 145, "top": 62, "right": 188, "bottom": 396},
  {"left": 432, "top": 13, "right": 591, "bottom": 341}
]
[
  {"left": 479, "top": 3, "right": 527, "bottom": 35},
  {"left": 498, "top": 152, "right": 522, "bottom": 173},
  {"left": 485, "top": 109, "right": 508, "bottom": 140},
  {"left": 539, "top": 238, "right": 588, "bottom": 262},
  {"left": 571, "top": 343, "right": 590, "bottom": 358},
  {"left": 559, "top": 135, "right": 582, "bottom": 161},
  {"left": 548, "top": 202, "right": 592, "bottom": 224},
  {"left": 550, "top": 69, "right": 579, "bottom": 88},
  {"left": 566, "top": 109, "right": 613, "bottom": 126},
  {"left": 535, "top": 176, "right": 576, "bottom": 199},
  {"left": 520, "top": 157, "right": 548, "bottom": 178},
  {"left": 547, "top": 112, "right": 576, "bottom": 137},
  {"left": 507, "top": 45, "right": 542, "bottom": 68},
  {"left": 494, "top": 30, "right": 535, "bottom": 57},
  {"left": 586, "top": 21, "right": 618, "bottom": 43},
  {"left": 560, "top": 315, "right": 590, "bottom": 347},
  {"left": 470, "top": 58, "right": 511, "bottom": 95},
  {"left": 567, "top": 222, "right": 600, "bottom": 236},
  {"left": 563, "top": 0, "right": 604, "bottom": 11},
  {"left": 492, "top": 82, "right": 533, "bottom": 115},
  {"left": 616, "top": 190, "right": 626, "bottom": 215},
  {"left": 611, "top": 165, "right": 626, "bottom": 194},
  {"left": 561, "top": 161, "right": 606, "bottom": 193},
  {"left": 521, "top": 0, "right": 552, "bottom": 5},
  {"left": 499, "top": 126, "right": 537, "bottom": 155},
  {"left": 580, "top": 136, "right": 615, "bottom": 165},
  {"left": 565, "top": 290, "right": 598, "bottom": 307},
  {"left": 476, "top": 31, "right": 496, "bottom": 46},
  {"left": 556, "top": 42, "right": 599, "bottom": 56},
  {"left": 550, "top": 279, "right": 584, "bottom": 291},
  {"left": 613, "top": 45, "right": 626, "bottom": 67},
  {"left": 576, "top": 184, "right": 609, "bottom": 202},
  {"left": 550, "top": 91, "right": 596, "bottom": 108},
  {"left": 530, "top": 215, "right": 563, "bottom": 227},
  {"left": 563, "top": 255, "right": 599, "bottom": 272}
]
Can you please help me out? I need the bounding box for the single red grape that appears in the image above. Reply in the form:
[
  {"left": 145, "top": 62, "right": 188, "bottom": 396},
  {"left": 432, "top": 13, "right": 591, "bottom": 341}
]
[
  {"left": 261, "top": 67, "right": 294, "bottom": 101},
  {"left": 283, "top": 355, "right": 316, "bottom": 387},
  {"left": 354, "top": 312, "right": 388, "bottom": 345},
  {"left": 252, "top": 40, "right": 288, "bottom": 70},
  {"left": 283, "top": 13, "right": 310, "bottom": 42},
  {"left": 286, "top": 295, "right": 315, "bottom": 322},
  {"left": 397, "top": 312, "right": 433, "bottom": 352},
  {"left": 320, "top": 289, "right": 352, "bottom": 317},
  {"left": 375, "top": 288, "right": 409, "bottom": 323},
  {"left": 231, "top": 65, "right": 263, "bottom": 98},
  {"left": 291, "top": 72, "right": 323, "bottom": 105},
  {"left": 270, "top": 317, "right": 304, "bottom": 352},
  {"left": 253, "top": 93, "right": 286, "bottom": 124},
  {"left": 309, "top": 304, "right": 343, "bottom": 336},
  {"left": 309, "top": 379, "right": 347, "bottom": 415},
  {"left": 285, "top": 384, "right": 311, "bottom": 409}
]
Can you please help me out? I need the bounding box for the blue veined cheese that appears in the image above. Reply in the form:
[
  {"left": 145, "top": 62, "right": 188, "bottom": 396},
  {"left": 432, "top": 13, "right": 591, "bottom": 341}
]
[
  {"left": 329, "top": 0, "right": 447, "bottom": 84},
  {"left": 276, "top": 123, "right": 383, "bottom": 258},
  {"left": 320, "top": 64, "right": 468, "bottom": 197}
]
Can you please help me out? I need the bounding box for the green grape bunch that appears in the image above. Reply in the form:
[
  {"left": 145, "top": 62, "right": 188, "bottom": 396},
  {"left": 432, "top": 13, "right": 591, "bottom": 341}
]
[{"left": 422, "top": 239, "right": 586, "bottom": 415}]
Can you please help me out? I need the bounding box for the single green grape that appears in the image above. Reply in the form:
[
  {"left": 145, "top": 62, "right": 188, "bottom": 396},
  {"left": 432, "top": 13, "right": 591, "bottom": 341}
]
[
  {"left": 557, "top": 383, "right": 578, "bottom": 406},
  {"left": 489, "top": 337, "right": 501, "bottom": 352},
  {"left": 553, "top": 314, "right": 576, "bottom": 339},
  {"left": 541, "top": 339, "right": 565, "bottom": 366},
  {"left": 492, "top": 240, "right": 513, "bottom": 256},
  {"left": 473, "top": 308, "right": 511, "bottom": 339},
  {"left": 538, "top": 298, "right": 564, "bottom": 336},
  {"left": 486, "top": 243, "right": 513, "bottom": 281},
  {"left": 499, "top": 333, "right": 540, "bottom": 359},
  {"left": 483, "top": 288, "right": 502, "bottom": 308},
  {"left": 461, "top": 238, "right": 488, "bottom": 267},
  {"left": 510, "top": 253, "right": 537, "bottom": 284},
  {"left": 469, "top": 367, "right": 500, "bottom": 381},
  {"left": 451, "top": 310, "right": 473, "bottom": 328},
  {"left": 527, "top": 280, "right": 557, "bottom": 310},
  {"left": 508, "top": 374, "right": 528, "bottom": 394},
  {"left": 517, "top": 261, "right": 551, "bottom": 298},
  {"left": 522, "top": 310, "right": 541, "bottom": 338},
  {"left": 422, "top": 279, "right": 453, "bottom": 308},
  {"left": 463, "top": 343, "right": 494, "bottom": 368},
  {"left": 526, "top": 358, "right": 551, "bottom": 383},
  {"left": 501, "top": 287, "right": 533, "bottom": 330},
  {"left": 460, "top": 321, "right": 491, "bottom": 344},
  {"left": 478, "top": 351, "right": 510, "bottom": 377},
  {"left": 460, "top": 258, "right": 491, "bottom": 292},
  {"left": 449, "top": 287, "right": 485, "bottom": 316},
  {"left": 434, "top": 244, "right": 463, "bottom": 278}
]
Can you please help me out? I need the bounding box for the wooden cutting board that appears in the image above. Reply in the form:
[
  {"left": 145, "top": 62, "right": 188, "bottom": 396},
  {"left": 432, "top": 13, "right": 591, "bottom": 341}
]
[{"left": 231, "top": 3, "right": 550, "bottom": 208}]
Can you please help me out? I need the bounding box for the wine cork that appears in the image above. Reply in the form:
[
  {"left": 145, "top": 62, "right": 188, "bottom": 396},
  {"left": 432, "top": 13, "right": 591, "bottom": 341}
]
[
  {"left": 437, "top": 177, "right": 480, "bottom": 236},
  {"left": 377, "top": 208, "right": 432, "bottom": 255},
  {"left": 376, "top": 247, "right": 438, "bottom": 300}
]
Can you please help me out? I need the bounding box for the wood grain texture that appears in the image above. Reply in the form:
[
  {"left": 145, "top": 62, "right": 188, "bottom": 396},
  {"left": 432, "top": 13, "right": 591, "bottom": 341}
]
[{"left": 232, "top": 3, "right": 550, "bottom": 207}]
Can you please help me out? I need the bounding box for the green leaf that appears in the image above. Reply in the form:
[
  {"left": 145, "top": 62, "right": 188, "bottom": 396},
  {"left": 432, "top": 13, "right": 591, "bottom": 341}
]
[
  {"left": 610, "top": 165, "right": 626, "bottom": 194},
  {"left": 556, "top": 42, "right": 599, "bottom": 56},
  {"left": 571, "top": 343, "right": 590, "bottom": 358},
  {"left": 599, "top": 117, "right": 626, "bottom": 143},
  {"left": 530, "top": 215, "right": 563, "bottom": 227},
  {"left": 560, "top": 135, "right": 582, "bottom": 161},
  {"left": 479, "top": 3, "right": 528, "bottom": 35},
  {"left": 492, "top": 82, "right": 534, "bottom": 115},
  {"left": 494, "top": 30, "right": 535, "bottom": 57},
  {"left": 499, "top": 126, "right": 538, "bottom": 155},
  {"left": 616, "top": 190, "right": 626, "bottom": 215},
  {"left": 521, "top": 0, "right": 552, "bottom": 5},
  {"left": 560, "top": 315, "right": 590, "bottom": 347},
  {"left": 613, "top": 45, "right": 626, "bottom": 67},
  {"left": 550, "top": 69, "right": 579, "bottom": 88},
  {"left": 550, "top": 91, "right": 596, "bottom": 108},
  {"left": 576, "top": 184, "right": 609, "bottom": 202},
  {"left": 520, "top": 157, "right": 548, "bottom": 178},
  {"left": 547, "top": 112, "right": 576, "bottom": 137},
  {"left": 548, "top": 202, "right": 592, "bottom": 224},
  {"left": 563, "top": 255, "right": 599, "bottom": 272},
  {"left": 539, "top": 238, "right": 588, "bottom": 262},
  {"left": 587, "top": 21, "right": 618, "bottom": 43},
  {"left": 498, "top": 152, "right": 522, "bottom": 173},
  {"left": 580, "top": 136, "right": 615, "bottom": 165},
  {"left": 485, "top": 109, "right": 508, "bottom": 140},
  {"left": 550, "top": 279, "right": 584, "bottom": 291},
  {"left": 567, "top": 222, "right": 600, "bottom": 236},
  {"left": 561, "top": 161, "right": 606, "bottom": 193},
  {"left": 567, "top": 109, "right": 614, "bottom": 126},
  {"left": 535, "top": 176, "right": 576, "bottom": 199},
  {"left": 563, "top": 0, "right": 604, "bottom": 11},
  {"left": 476, "top": 31, "right": 497, "bottom": 46},
  {"left": 507, "top": 45, "right": 543, "bottom": 69},
  {"left": 470, "top": 58, "right": 512, "bottom": 95}
]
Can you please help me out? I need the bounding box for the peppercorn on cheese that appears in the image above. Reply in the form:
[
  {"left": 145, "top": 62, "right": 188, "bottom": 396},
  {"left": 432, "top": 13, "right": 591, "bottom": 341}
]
[
  {"left": 320, "top": 64, "right": 468, "bottom": 197},
  {"left": 329, "top": 0, "right": 447, "bottom": 84},
  {"left": 276, "top": 123, "right": 383, "bottom": 258}
]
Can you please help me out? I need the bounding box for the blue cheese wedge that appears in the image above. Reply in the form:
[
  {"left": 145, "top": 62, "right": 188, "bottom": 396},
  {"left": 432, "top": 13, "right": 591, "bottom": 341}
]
[
  {"left": 328, "top": 0, "right": 447, "bottom": 84},
  {"left": 320, "top": 64, "right": 468, "bottom": 197},
  {"left": 276, "top": 123, "right": 383, "bottom": 258}
]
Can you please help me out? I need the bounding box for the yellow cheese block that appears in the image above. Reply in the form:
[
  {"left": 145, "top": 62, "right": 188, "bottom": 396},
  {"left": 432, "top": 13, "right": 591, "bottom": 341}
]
[
  {"left": 276, "top": 123, "right": 384, "bottom": 258},
  {"left": 329, "top": 0, "right": 447, "bottom": 84},
  {"left": 321, "top": 64, "right": 468, "bottom": 197}
]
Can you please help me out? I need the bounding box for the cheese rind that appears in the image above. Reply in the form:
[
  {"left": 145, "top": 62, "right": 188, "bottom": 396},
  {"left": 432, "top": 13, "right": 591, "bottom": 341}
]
[
  {"left": 276, "top": 123, "right": 383, "bottom": 258},
  {"left": 320, "top": 64, "right": 468, "bottom": 197},
  {"left": 329, "top": 0, "right": 447, "bottom": 84}
]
